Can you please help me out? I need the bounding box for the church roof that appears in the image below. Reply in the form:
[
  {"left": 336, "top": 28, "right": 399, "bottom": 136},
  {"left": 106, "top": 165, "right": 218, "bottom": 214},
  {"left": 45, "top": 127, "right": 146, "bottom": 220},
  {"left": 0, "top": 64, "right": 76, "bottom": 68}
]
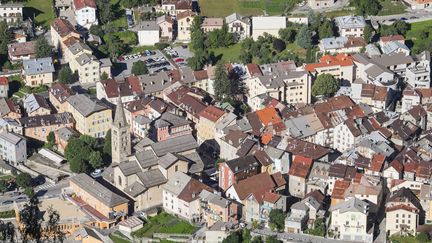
[{"left": 113, "top": 96, "right": 127, "bottom": 127}]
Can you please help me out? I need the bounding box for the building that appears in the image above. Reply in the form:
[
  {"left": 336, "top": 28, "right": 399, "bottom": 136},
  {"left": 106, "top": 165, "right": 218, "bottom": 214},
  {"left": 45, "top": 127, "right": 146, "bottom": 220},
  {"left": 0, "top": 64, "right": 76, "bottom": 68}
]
[
  {"left": 319, "top": 36, "right": 366, "bottom": 54},
  {"left": 0, "top": 131, "right": 26, "bottom": 165},
  {"left": 18, "top": 113, "right": 75, "bottom": 142},
  {"left": 54, "top": 127, "right": 78, "bottom": 154},
  {"left": 72, "top": 0, "right": 98, "bottom": 28},
  {"left": 177, "top": 10, "right": 196, "bottom": 42},
  {"left": 308, "top": 0, "right": 336, "bottom": 9},
  {"left": 157, "top": 15, "right": 174, "bottom": 42},
  {"left": 163, "top": 171, "right": 212, "bottom": 222},
  {"left": 49, "top": 83, "right": 75, "bottom": 113},
  {"left": 225, "top": 13, "right": 251, "bottom": 40},
  {"left": 150, "top": 112, "right": 192, "bottom": 142},
  {"left": 66, "top": 94, "right": 112, "bottom": 138},
  {"left": 289, "top": 156, "right": 314, "bottom": 198},
  {"left": 335, "top": 15, "right": 366, "bottom": 37},
  {"left": 0, "top": 98, "right": 21, "bottom": 119},
  {"left": 96, "top": 77, "right": 144, "bottom": 104},
  {"left": 111, "top": 98, "right": 131, "bottom": 164},
  {"left": 252, "top": 17, "right": 286, "bottom": 40},
  {"left": 69, "top": 173, "right": 129, "bottom": 229},
  {"left": 202, "top": 18, "right": 224, "bottom": 32},
  {"left": 23, "top": 94, "right": 52, "bottom": 117},
  {"left": 196, "top": 105, "right": 225, "bottom": 147},
  {"left": 136, "top": 21, "right": 160, "bottom": 46},
  {"left": 0, "top": 77, "right": 8, "bottom": 98},
  {"left": 219, "top": 155, "right": 260, "bottom": 191},
  {"left": 50, "top": 18, "right": 80, "bottom": 51},
  {"left": 385, "top": 187, "right": 423, "bottom": 236},
  {"left": 8, "top": 41, "right": 37, "bottom": 63},
  {"left": 330, "top": 198, "right": 373, "bottom": 242},
  {"left": 199, "top": 190, "right": 241, "bottom": 227},
  {"left": 158, "top": 0, "right": 192, "bottom": 16},
  {"left": 0, "top": 2, "right": 23, "bottom": 23},
  {"left": 405, "top": 0, "right": 432, "bottom": 10},
  {"left": 305, "top": 54, "right": 355, "bottom": 83},
  {"left": 22, "top": 57, "right": 55, "bottom": 87}
]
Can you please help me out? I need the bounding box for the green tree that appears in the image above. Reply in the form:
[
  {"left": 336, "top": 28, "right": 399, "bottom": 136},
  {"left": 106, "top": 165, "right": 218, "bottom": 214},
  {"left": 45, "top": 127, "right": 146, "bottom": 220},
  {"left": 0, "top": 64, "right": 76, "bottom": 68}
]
[
  {"left": 213, "top": 61, "right": 231, "bottom": 100},
  {"left": 363, "top": 24, "right": 374, "bottom": 43},
  {"left": 105, "top": 34, "right": 126, "bottom": 58},
  {"left": 46, "top": 207, "right": 64, "bottom": 243},
  {"left": 89, "top": 151, "right": 104, "bottom": 169},
  {"left": 318, "top": 20, "right": 334, "bottom": 39},
  {"left": 100, "top": 72, "right": 109, "bottom": 80},
  {"left": 35, "top": 36, "right": 52, "bottom": 58},
  {"left": 80, "top": 135, "right": 98, "bottom": 149},
  {"left": 304, "top": 218, "right": 326, "bottom": 236},
  {"left": 353, "top": 0, "right": 381, "bottom": 16},
  {"left": 89, "top": 25, "right": 104, "bottom": 37},
  {"left": 16, "top": 173, "right": 32, "bottom": 189},
  {"left": 19, "top": 196, "right": 42, "bottom": 242},
  {"left": 0, "top": 220, "right": 15, "bottom": 242},
  {"left": 296, "top": 26, "right": 312, "bottom": 49},
  {"left": 188, "top": 49, "right": 208, "bottom": 70},
  {"left": 23, "top": 187, "right": 34, "bottom": 197},
  {"left": 45, "top": 131, "right": 56, "bottom": 149},
  {"left": 58, "top": 66, "right": 76, "bottom": 84},
  {"left": 268, "top": 209, "right": 285, "bottom": 232},
  {"left": 312, "top": 73, "right": 340, "bottom": 97},
  {"left": 272, "top": 39, "right": 286, "bottom": 53},
  {"left": 279, "top": 27, "right": 296, "bottom": 43},
  {"left": 96, "top": 0, "right": 114, "bottom": 25},
  {"left": 239, "top": 49, "right": 253, "bottom": 64},
  {"left": 64, "top": 137, "right": 92, "bottom": 162},
  {"left": 242, "top": 228, "right": 252, "bottom": 243},
  {"left": 266, "top": 236, "right": 282, "bottom": 243},
  {"left": 0, "top": 180, "right": 7, "bottom": 193},
  {"left": 131, "top": 60, "right": 148, "bottom": 76},
  {"left": 417, "top": 232, "right": 430, "bottom": 243},
  {"left": 222, "top": 230, "right": 242, "bottom": 243},
  {"left": 251, "top": 236, "right": 264, "bottom": 243},
  {"left": 191, "top": 16, "right": 206, "bottom": 51},
  {"left": 69, "top": 157, "right": 90, "bottom": 173},
  {"left": 0, "top": 21, "right": 12, "bottom": 55},
  {"left": 103, "top": 130, "right": 112, "bottom": 158}
]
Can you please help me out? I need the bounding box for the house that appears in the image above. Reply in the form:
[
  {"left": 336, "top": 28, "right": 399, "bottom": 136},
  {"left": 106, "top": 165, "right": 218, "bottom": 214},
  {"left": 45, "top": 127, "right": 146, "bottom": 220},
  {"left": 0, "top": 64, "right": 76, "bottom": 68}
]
[
  {"left": 332, "top": 117, "right": 377, "bottom": 152},
  {"left": 7, "top": 41, "right": 37, "bottom": 63},
  {"left": 202, "top": 18, "right": 224, "bottom": 32},
  {"left": 219, "top": 155, "right": 260, "bottom": 191},
  {"left": 150, "top": 112, "right": 192, "bottom": 142},
  {"left": 0, "top": 77, "right": 8, "bottom": 98},
  {"left": 0, "top": 98, "right": 21, "bottom": 119},
  {"left": 0, "top": 131, "right": 26, "bottom": 165},
  {"left": 163, "top": 171, "right": 212, "bottom": 222},
  {"left": 305, "top": 54, "right": 355, "bottom": 83},
  {"left": 0, "top": 2, "right": 23, "bottom": 23},
  {"left": 54, "top": 127, "right": 78, "bottom": 154},
  {"left": 218, "top": 130, "right": 250, "bottom": 161},
  {"left": 285, "top": 191, "right": 325, "bottom": 233},
  {"left": 18, "top": 113, "right": 75, "bottom": 142},
  {"left": 65, "top": 94, "right": 112, "bottom": 138},
  {"left": 96, "top": 77, "right": 143, "bottom": 104},
  {"left": 405, "top": 0, "right": 432, "bottom": 10},
  {"left": 289, "top": 156, "right": 314, "bottom": 198},
  {"left": 196, "top": 105, "right": 225, "bottom": 148},
  {"left": 74, "top": 226, "right": 104, "bottom": 243},
  {"left": 136, "top": 21, "right": 160, "bottom": 46},
  {"left": 308, "top": 0, "right": 336, "bottom": 9},
  {"left": 252, "top": 16, "right": 286, "bottom": 40},
  {"left": 158, "top": 0, "right": 192, "bottom": 16},
  {"left": 330, "top": 198, "right": 373, "bottom": 243},
  {"left": 225, "top": 13, "right": 251, "bottom": 40},
  {"left": 157, "top": 15, "right": 174, "bottom": 42},
  {"left": 72, "top": 0, "right": 98, "bottom": 28},
  {"left": 69, "top": 173, "right": 129, "bottom": 229},
  {"left": 379, "top": 35, "right": 405, "bottom": 47},
  {"left": 199, "top": 190, "right": 241, "bottom": 227},
  {"left": 50, "top": 18, "right": 80, "bottom": 51},
  {"left": 319, "top": 36, "right": 366, "bottom": 54},
  {"left": 419, "top": 184, "right": 432, "bottom": 224},
  {"left": 22, "top": 57, "right": 55, "bottom": 87},
  {"left": 49, "top": 83, "right": 76, "bottom": 113},
  {"left": 244, "top": 191, "right": 286, "bottom": 225},
  {"left": 335, "top": 15, "right": 366, "bottom": 37},
  {"left": 381, "top": 41, "right": 410, "bottom": 55},
  {"left": 23, "top": 94, "right": 52, "bottom": 117},
  {"left": 177, "top": 10, "right": 196, "bottom": 42},
  {"left": 350, "top": 83, "right": 390, "bottom": 110}
]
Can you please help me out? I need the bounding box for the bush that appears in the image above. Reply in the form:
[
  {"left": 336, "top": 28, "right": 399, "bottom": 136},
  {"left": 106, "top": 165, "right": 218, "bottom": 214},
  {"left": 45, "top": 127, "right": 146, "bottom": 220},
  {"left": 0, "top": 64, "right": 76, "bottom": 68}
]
[
  {"left": 155, "top": 42, "right": 170, "bottom": 50},
  {"left": 272, "top": 39, "right": 286, "bottom": 53},
  {"left": 0, "top": 210, "right": 15, "bottom": 218}
]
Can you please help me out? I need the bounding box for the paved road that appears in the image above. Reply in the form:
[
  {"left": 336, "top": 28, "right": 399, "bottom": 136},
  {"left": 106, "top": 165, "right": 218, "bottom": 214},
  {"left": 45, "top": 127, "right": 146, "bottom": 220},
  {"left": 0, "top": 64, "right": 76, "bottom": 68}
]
[
  {"left": 35, "top": 178, "right": 70, "bottom": 199},
  {"left": 292, "top": 0, "right": 350, "bottom": 14},
  {"left": 369, "top": 9, "right": 432, "bottom": 24},
  {"left": 253, "top": 228, "right": 363, "bottom": 243}
]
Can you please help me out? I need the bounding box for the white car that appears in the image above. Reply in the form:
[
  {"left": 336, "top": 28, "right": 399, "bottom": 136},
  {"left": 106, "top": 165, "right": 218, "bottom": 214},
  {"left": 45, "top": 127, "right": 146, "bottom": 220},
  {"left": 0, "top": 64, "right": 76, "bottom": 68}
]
[{"left": 91, "top": 169, "right": 103, "bottom": 178}]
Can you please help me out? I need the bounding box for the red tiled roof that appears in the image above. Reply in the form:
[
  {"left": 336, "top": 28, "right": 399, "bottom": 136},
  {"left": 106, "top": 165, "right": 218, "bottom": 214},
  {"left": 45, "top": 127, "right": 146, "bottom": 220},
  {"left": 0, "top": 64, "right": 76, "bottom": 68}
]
[
  {"left": 8, "top": 41, "right": 37, "bottom": 58},
  {"left": 388, "top": 160, "right": 404, "bottom": 173},
  {"left": 0, "top": 77, "right": 8, "bottom": 86},
  {"left": 246, "top": 63, "right": 263, "bottom": 77},
  {"left": 233, "top": 173, "right": 276, "bottom": 202},
  {"left": 380, "top": 35, "right": 404, "bottom": 43},
  {"left": 305, "top": 54, "right": 353, "bottom": 73},
  {"left": 193, "top": 70, "right": 208, "bottom": 80},
  {"left": 73, "top": 0, "right": 96, "bottom": 10},
  {"left": 386, "top": 204, "right": 419, "bottom": 213},
  {"left": 51, "top": 18, "right": 78, "bottom": 37},
  {"left": 178, "top": 178, "right": 212, "bottom": 202},
  {"left": 198, "top": 105, "right": 225, "bottom": 122},
  {"left": 369, "top": 154, "right": 386, "bottom": 172},
  {"left": 332, "top": 180, "right": 350, "bottom": 200},
  {"left": 261, "top": 133, "right": 272, "bottom": 145},
  {"left": 289, "top": 155, "right": 313, "bottom": 178},
  {"left": 256, "top": 107, "right": 282, "bottom": 127},
  {"left": 177, "top": 10, "right": 196, "bottom": 20},
  {"left": 262, "top": 191, "right": 280, "bottom": 204}
]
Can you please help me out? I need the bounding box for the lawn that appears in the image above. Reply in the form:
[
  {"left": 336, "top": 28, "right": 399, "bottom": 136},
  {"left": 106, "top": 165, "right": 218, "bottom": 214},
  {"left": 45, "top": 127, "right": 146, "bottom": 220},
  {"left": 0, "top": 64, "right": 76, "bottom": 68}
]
[
  {"left": 109, "top": 232, "right": 131, "bottom": 243},
  {"left": 199, "top": 0, "right": 299, "bottom": 17},
  {"left": 0, "top": 210, "right": 16, "bottom": 219},
  {"left": 128, "top": 45, "right": 158, "bottom": 55},
  {"left": 322, "top": 9, "right": 355, "bottom": 18},
  {"left": 378, "top": 0, "right": 407, "bottom": 16},
  {"left": 406, "top": 20, "right": 432, "bottom": 40},
  {"left": 132, "top": 212, "right": 197, "bottom": 238},
  {"left": 115, "top": 31, "right": 137, "bottom": 45},
  {"left": 24, "top": 0, "right": 55, "bottom": 27},
  {"left": 209, "top": 43, "right": 242, "bottom": 63},
  {"left": 389, "top": 235, "right": 428, "bottom": 243}
]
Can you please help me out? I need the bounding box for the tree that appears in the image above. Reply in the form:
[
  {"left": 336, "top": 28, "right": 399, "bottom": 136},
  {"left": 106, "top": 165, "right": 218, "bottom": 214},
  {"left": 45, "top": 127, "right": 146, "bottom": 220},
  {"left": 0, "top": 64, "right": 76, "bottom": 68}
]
[
  {"left": 19, "top": 196, "right": 42, "bottom": 242},
  {"left": 0, "top": 220, "right": 15, "bottom": 242},
  {"left": 268, "top": 209, "right": 285, "bottom": 232},
  {"left": 191, "top": 16, "right": 205, "bottom": 51},
  {"left": 304, "top": 218, "right": 326, "bottom": 236},
  {"left": 242, "top": 228, "right": 252, "bottom": 243},
  {"left": 363, "top": 24, "right": 374, "bottom": 43},
  {"left": 296, "top": 26, "right": 312, "bottom": 49},
  {"left": 89, "top": 25, "right": 104, "bottom": 37},
  {"left": 101, "top": 72, "right": 109, "bottom": 80},
  {"left": 0, "top": 180, "right": 7, "bottom": 193},
  {"left": 279, "top": 27, "right": 296, "bottom": 43},
  {"left": 96, "top": 0, "right": 114, "bottom": 25},
  {"left": 312, "top": 73, "right": 340, "bottom": 97},
  {"left": 23, "top": 187, "right": 34, "bottom": 197},
  {"left": 69, "top": 157, "right": 90, "bottom": 173},
  {"left": 131, "top": 60, "right": 148, "bottom": 76},
  {"left": 352, "top": 0, "right": 381, "bottom": 16},
  {"left": 103, "top": 130, "right": 112, "bottom": 158},
  {"left": 417, "top": 232, "right": 430, "bottom": 243},
  {"left": 89, "top": 151, "right": 104, "bottom": 169},
  {"left": 105, "top": 34, "right": 126, "bottom": 58},
  {"left": 213, "top": 61, "right": 232, "bottom": 100},
  {"left": 222, "top": 230, "right": 242, "bottom": 243},
  {"left": 58, "top": 66, "right": 76, "bottom": 84},
  {"left": 272, "top": 39, "right": 286, "bottom": 53},
  {"left": 0, "top": 21, "right": 12, "bottom": 55},
  {"left": 16, "top": 173, "right": 32, "bottom": 189},
  {"left": 318, "top": 20, "right": 334, "bottom": 39},
  {"left": 239, "top": 49, "right": 253, "bottom": 64},
  {"left": 35, "top": 36, "right": 52, "bottom": 58},
  {"left": 188, "top": 49, "right": 208, "bottom": 71},
  {"left": 46, "top": 207, "right": 64, "bottom": 242},
  {"left": 64, "top": 137, "right": 92, "bottom": 162},
  {"left": 393, "top": 20, "right": 410, "bottom": 36},
  {"left": 266, "top": 236, "right": 282, "bottom": 243},
  {"left": 45, "top": 131, "right": 56, "bottom": 149},
  {"left": 251, "top": 236, "right": 264, "bottom": 243}
]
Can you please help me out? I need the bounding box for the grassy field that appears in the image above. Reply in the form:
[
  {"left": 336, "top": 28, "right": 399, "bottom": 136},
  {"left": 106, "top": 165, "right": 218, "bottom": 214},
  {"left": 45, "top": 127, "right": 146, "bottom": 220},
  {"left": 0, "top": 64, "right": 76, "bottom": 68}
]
[
  {"left": 199, "top": 0, "right": 298, "bottom": 17},
  {"left": 109, "top": 233, "right": 131, "bottom": 243},
  {"left": 406, "top": 20, "right": 432, "bottom": 40},
  {"left": 24, "top": 0, "right": 55, "bottom": 27},
  {"left": 322, "top": 9, "right": 355, "bottom": 18},
  {"left": 378, "top": 0, "right": 407, "bottom": 16},
  {"left": 132, "top": 212, "right": 197, "bottom": 238},
  {"left": 209, "top": 43, "right": 242, "bottom": 63}
]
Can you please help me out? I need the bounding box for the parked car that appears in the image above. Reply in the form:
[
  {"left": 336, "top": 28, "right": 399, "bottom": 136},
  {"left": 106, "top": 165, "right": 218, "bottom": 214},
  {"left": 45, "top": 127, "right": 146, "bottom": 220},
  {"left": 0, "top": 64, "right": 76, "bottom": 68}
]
[
  {"left": 1, "top": 200, "right": 13, "bottom": 205},
  {"left": 175, "top": 58, "right": 185, "bottom": 63},
  {"left": 91, "top": 169, "right": 103, "bottom": 178}
]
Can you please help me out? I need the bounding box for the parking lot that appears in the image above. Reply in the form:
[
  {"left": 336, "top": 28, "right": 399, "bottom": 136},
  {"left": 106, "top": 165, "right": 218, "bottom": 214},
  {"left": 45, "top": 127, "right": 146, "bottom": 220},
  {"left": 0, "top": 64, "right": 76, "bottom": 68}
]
[
  {"left": 114, "top": 49, "right": 175, "bottom": 77},
  {"left": 170, "top": 46, "right": 193, "bottom": 68}
]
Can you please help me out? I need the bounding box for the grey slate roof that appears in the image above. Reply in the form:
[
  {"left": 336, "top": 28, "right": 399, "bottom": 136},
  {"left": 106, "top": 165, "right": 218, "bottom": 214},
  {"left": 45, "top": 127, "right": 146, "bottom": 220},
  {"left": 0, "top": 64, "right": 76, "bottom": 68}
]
[
  {"left": 335, "top": 15, "right": 366, "bottom": 29},
  {"left": 0, "top": 131, "right": 24, "bottom": 145},
  {"left": 70, "top": 173, "right": 129, "bottom": 207},
  {"left": 199, "top": 190, "right": 229, "bottom": 208},
  {"left": 134, "top": 150, "right": 159, "bottom": 169},
  {"left": 154, "top": 112, "right": 190, "bottom": 128},
  {"left": 150, "top": 134, "right": 198, "bottom": 157},
  {"left": 118, "top": 161, "right": 141, "bottom": 176},
  {"left": 137, "top": 169, "right": 167, "bottom": 189},
  {"left": 163, "top": 171, "right": 191, "bottom": 196},
  {"left": 124, "top": 181, "right": 146, "bottom": 197},
  {"left": 330, "top": 197, "right": 369, "bottom": 214},
  {"left": 67, "top": 94, "right": 110, "bottom": 117},
  {"left": 23, "top": 94, "right": 50, "bottom": 115},
  {"left": 23, "top": 57, "right": 55, "bottom": 75},
  {"left": 158, "top": 153, "right": 179, "bottom": 169}
]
